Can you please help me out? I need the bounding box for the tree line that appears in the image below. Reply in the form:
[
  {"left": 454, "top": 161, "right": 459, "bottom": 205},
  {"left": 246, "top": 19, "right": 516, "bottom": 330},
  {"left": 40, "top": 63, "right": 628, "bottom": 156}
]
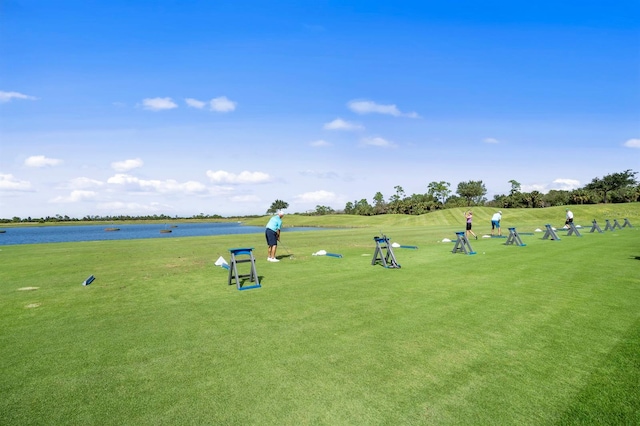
[
  {"left": 308, "top": 169, "right": 639, "bottom": 216},
  {"left": 0, "top": 213, "right": 225, "bottom": 224}
]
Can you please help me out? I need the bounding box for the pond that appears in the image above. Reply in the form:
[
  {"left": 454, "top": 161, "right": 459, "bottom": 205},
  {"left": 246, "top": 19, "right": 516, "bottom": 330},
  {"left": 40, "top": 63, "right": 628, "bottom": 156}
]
[{"left": 0, "top": 222, "right": 323, "bottom": 246}]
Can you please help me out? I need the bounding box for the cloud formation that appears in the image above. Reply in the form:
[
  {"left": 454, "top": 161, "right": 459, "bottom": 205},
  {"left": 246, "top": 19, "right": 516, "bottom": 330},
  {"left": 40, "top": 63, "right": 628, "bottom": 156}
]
[
  {"left": 206, "top": 170, "right": 271, "bottom": 184},
  {"left": 142, "top": 97, "right": 178, "bottom": 111},
  {"left": 552, "top": 178, "right": 581, "bottom": 191},
  {"left": 623, "top": 138, "right": 640, "bottom": 148},
  {"left": 295, "top": 190, "right": 337, "bottom": 203},
  {"left": 25, "top": 155, "right": 62, "bottom": 168},
  {"left": 0, "top": 91, "right": 37, "bottom": 103},
  {"left": 186, "top": 96, "right": 237, "bottom": 112},
  {"left": 0, "top": 173, "right": 32, "bottom": 191},
  {"left": 107, "top": 174, "right": 207, "bottom": 193},
  {"left": 210, "top": 96, "right": 237, "bottom": 112},
  {"left": 347, "top": 100, "right": 419, "bottom": 118},
  {"left": 521, "top": 183, "right": 548, "bottom": 193},
  {"left": 111, "top": 158, "right": 144, "bottom": 172},
  {"left": 50, "top": 190, "right": 97, "bottom": 203},
  {"left": 483, "top": 138, "right": 499, "bottom": 144},
  {"left": 67, "top": 177, "right": 104, "bottom": 189},
  {"left": 323, "top": 118, "right": 363, "bottom": 131},
  {"left": 185, "top": 98, "right": 207, "bottom": 109},
  {"left": 360, "top": 137, "right": 396, "bottom": 148},
  {"left": 309, "top": 139, "right": 331, "bottom": 147}
]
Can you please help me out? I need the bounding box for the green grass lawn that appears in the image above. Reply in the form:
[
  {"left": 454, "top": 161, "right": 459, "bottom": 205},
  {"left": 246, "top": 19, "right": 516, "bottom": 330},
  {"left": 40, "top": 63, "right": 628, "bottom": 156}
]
[{"left": 1, "top": 205, "right": 639, "bottom": 425}]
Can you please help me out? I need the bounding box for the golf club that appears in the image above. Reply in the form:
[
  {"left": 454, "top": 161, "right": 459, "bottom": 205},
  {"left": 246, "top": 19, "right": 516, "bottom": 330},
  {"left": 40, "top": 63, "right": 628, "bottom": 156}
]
[{"left": 280, "top": 242, "right": 294, "bottom": 259}]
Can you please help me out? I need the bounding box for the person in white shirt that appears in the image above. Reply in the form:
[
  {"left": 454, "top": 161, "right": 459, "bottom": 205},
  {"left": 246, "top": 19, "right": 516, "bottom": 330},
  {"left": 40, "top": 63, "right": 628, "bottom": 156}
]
[
  {"left": 565, "top": 208, "right": 574, "bottom": 228},
  {"left": 491, "top": 211, "right": 502, "bottom": 236}
]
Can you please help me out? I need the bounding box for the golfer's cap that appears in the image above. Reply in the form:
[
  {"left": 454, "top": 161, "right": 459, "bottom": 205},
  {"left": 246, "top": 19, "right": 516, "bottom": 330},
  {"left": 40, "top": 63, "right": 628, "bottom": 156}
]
[
  {"left": 498, "top": 211, "right": 502, "bottom": 214},
  {"left": 277, "top": 210, "right": 284, "bottom": 215}
]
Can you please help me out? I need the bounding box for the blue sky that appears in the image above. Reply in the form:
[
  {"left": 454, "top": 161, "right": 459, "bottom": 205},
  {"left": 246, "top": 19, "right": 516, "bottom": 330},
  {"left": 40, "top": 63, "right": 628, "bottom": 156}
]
[{"left": 1, "top": 0, "right": 639, "bottom": 218}]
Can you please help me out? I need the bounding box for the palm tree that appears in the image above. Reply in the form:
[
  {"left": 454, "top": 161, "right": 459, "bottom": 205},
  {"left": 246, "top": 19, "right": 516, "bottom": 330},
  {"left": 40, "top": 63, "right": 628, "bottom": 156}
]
[{"left": 529, "top": 190, "right": 543, "bottom": 208}]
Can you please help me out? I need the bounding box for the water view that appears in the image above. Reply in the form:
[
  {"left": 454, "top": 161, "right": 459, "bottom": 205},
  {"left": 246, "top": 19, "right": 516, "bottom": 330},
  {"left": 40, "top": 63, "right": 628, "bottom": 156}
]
[{"left": 0, "top": 222, "right": 321, "bottom": 246}]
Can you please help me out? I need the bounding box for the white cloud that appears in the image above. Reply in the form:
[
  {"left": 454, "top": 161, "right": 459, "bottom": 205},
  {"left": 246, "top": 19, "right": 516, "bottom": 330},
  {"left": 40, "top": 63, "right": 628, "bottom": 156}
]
[
  {"left": 107, "top": 174, "right": 137, "bottom": 185},
  {"left": 310, "top": 139, "right": 331, "bottom": 147},
  {"left": 521, "top": 179, "right": 581, "bottom": 194},
  {"left": 0, "top": 91, "right": 37, "bottom": 103},
  {"left": 295, "top": 190, "right": 337, "bottom": 203},
  {"left": 68, "top": 177, "right": 104, "bottom": 189},
  {"left": 111, "top": 158, "right": 144, "bottom": 172},
  {"left": 623, "top": 138, "right": 640, "bottom": 148},
  {"left": 107, "top": 174, "right": 208, "bottom": 193},
  {"left": 185, "top": 96, "right": 237, "bottom": 112},
  {"left": 206, "top": 170, "right": 271, "bottom": 184},
  {"left": 0, "top": 173, "right": 32, "bottom": 191},
  {"left": 323, "top": 118, "right": 364, "bottom": 131},
  {"left": 347, "top": 100, "right": 419, "bottom": 118},
  {"left": 207, "top": 185, "right": 236, "bottom": 195},
  {"left": 50, "top": 190, "right": 97, "bottom": 203},
  {"left": 210, "top": 96, "right": 237, "bottom": 112},
  {"left": 24, "top": 155, "right": 62, "bottom": 168},
  {"left": 521, "top": 183, "right": 548, "bottom": 193},
  {"left": 142, "top": 97, "right": 178, "bottom": 111},
  {"left": 360, "top": 137, "right": 397, "bottom": 148},
  {"left": 185, "top": 98, "right": 207, "bottom": 109},
  {"left": 181, "top": 181, "right": 209, "bottom": 193},
  {"left": 483, "top": 138, "right": 499, "bottom": 144},
  {"left": 551, "top": 178, "right": 581, "bottom": 191}
]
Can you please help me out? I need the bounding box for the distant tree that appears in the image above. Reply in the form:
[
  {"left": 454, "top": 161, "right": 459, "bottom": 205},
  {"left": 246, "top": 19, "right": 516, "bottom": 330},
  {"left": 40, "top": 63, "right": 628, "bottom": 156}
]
[
  {"left": 372, "top": 191, "right": 386, "bottom": 214},
  {"left": 584, "top": 170, "right": 637, "bottom": 203},
  {"left": 444, "top": 195, "right": 466, "bottom": 208},
  {"left": 267, "top": 199, "right": 289, "bottom": 214},
  {"left": 570, "top": 189, "right": 593, "bottom": 205},
  {"left": 406, "top": 193, "right": 435, "bottom": 215},
  {"left": 344, "top": 201, "right": 355, "bottom": 214},
  {"left": 508, "top": 179, "right": 521, "bottom": 196},
  {"left": 485, "top": 194, "right": 506, "bottom": 208},
  {"left": 522, "top": 190, "right": 543, "bottom": 208},
  {"left": 388, "top": 186, "right": 405, "bottom": 203},
  {"left": 313, "top": 205, "right": 335, "bottom": 215},
  {"left": 387, "top": 186, "right": 406, "bottom": 214},
  {"left": 456, "top": 180, "right": 487, "bottom": 206},
  {"left": 506, "top": 193, "right": 525, "bottom": 208},
  {"left": 543, "top": 190, "right": 570, "bottom": 207},
  {"left": 353, "top": 198, "right": 373, "bottom": 216},
  {"left": 427, "top": 181, "right": 451, "bottom": 204},
  {"left": 619, "top": 185, "right": 640, "bottom": 202}
]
